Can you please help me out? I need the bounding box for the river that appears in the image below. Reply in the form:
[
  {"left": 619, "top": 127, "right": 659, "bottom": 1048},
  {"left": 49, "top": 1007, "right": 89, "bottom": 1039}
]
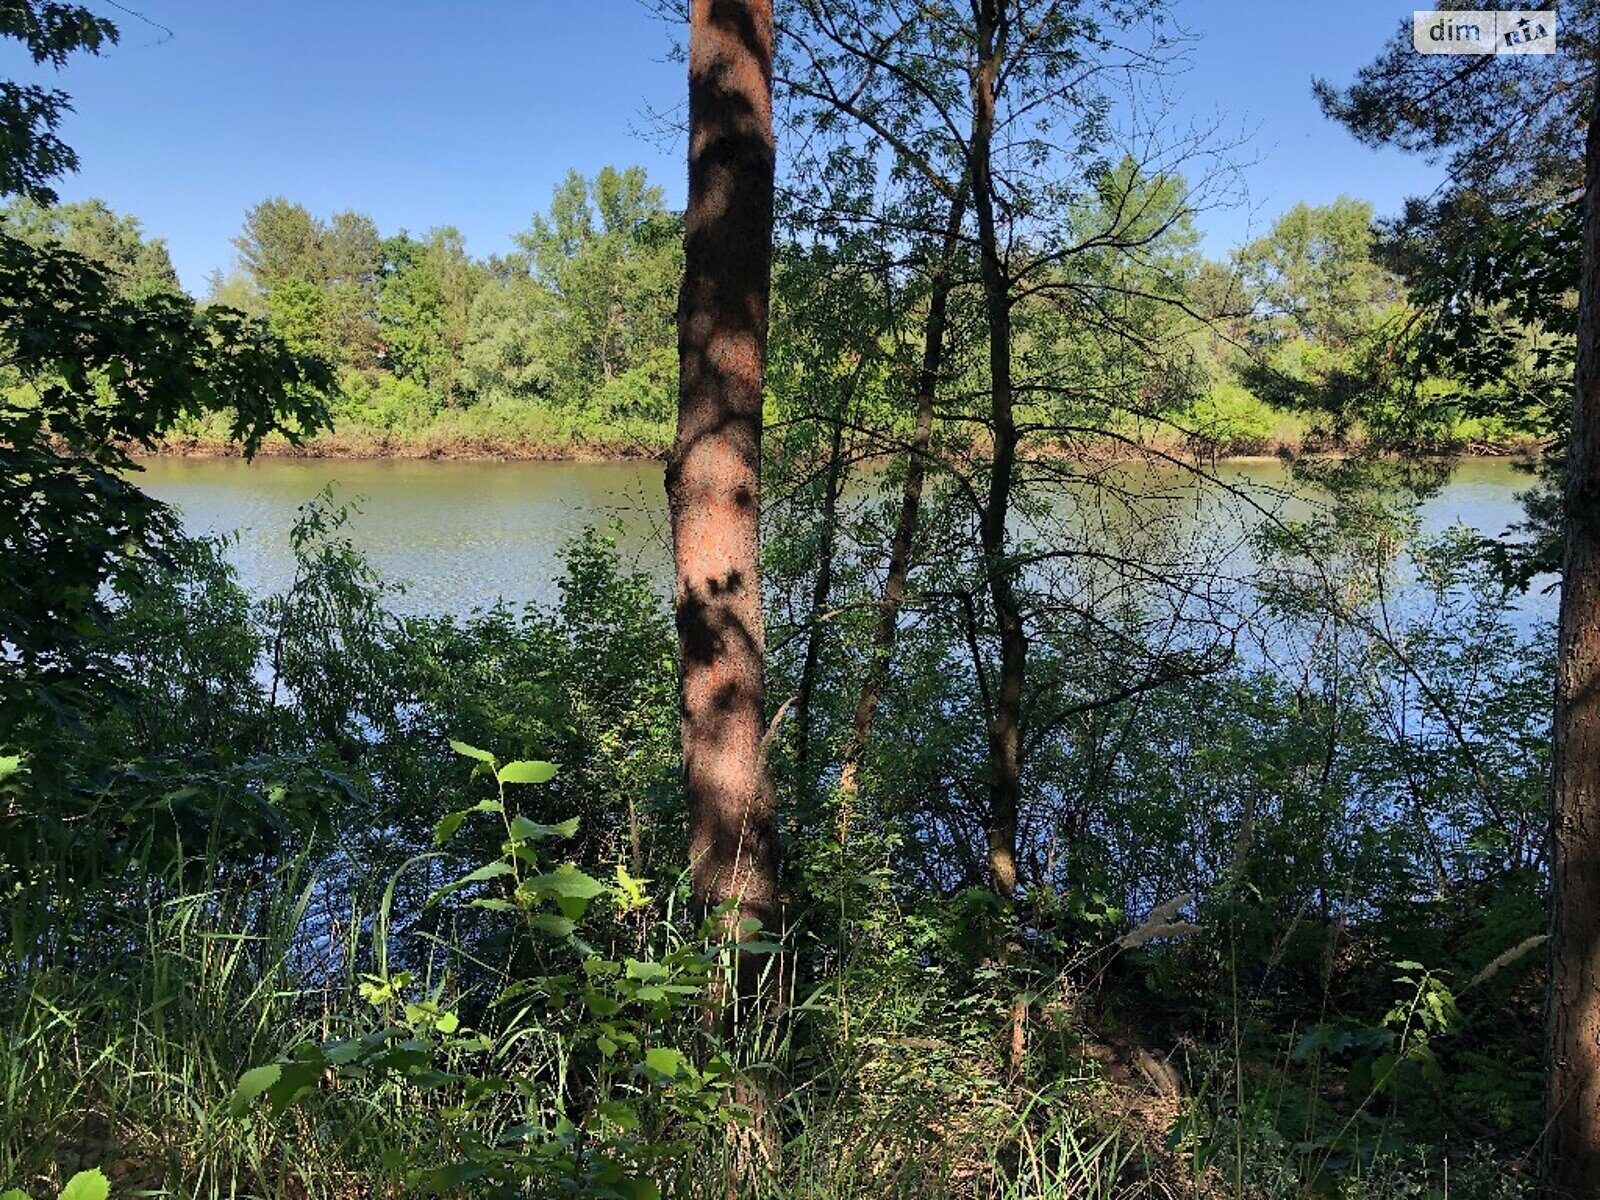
[{"left": 134, "top": 455, "right": 1554, "bottom": 624}]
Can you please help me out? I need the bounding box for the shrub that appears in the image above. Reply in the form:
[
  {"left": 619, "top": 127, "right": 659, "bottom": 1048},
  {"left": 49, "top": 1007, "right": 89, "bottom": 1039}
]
[{"left": 1180, "top": 381, "right": 1278, "bottom": 455}]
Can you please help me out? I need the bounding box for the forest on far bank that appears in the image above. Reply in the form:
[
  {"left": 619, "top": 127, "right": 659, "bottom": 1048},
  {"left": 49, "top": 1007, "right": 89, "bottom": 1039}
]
[{"left": 1, "top": 162, "right": 1560, "bottom": 460}]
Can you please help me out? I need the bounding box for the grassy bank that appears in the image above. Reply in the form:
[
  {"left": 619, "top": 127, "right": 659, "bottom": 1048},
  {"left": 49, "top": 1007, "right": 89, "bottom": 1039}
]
[
  {"left": 155, "top": 405, "right": 1540, "bottom": 464},
  {"left": 165, "top": 400, "right": 675, "bottom": 461}
]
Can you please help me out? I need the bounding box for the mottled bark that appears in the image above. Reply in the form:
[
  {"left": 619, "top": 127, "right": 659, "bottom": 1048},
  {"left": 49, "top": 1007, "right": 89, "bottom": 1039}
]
[
  {"left": 970, "top": 0, "right": 1024, "bottom": 900},
  {"left": 1547, "top": 74, "right": 1600, "bottom": 1199},
  {"left": 668, "top": 0, "right": 779, "bottom": 939},
  {"left": 836, "top": 193, "right": 966, "bottom": 822}
]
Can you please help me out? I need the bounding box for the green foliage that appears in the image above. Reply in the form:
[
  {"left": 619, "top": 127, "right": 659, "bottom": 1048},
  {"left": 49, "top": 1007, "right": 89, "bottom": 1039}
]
[
  {"left": 514, "top": 166, "right": 680, "bottom": 405},
  {"left": 0, "top": 2, "right": 115, "bottom": 203},
  {"left": 0, "top": 224, "right": 331, "bottom": 728},
  {"left": 0, "top": 1168, "right": 109, "bottom": 1200},
  {"left": 264, "top": 276, "right": 327, "bottom": 357},
  {"left": 0, "top": 2, "right": 1569, "bottom": 1194},
  {"left": 233, "top": 197, "right": 323, "bottom": 291},
  {"left": 1179, "top": 381, "right": 1278, "bottom": 455},
  {"left": 235, "top": 741, "right": 731, "bottom": 1200},
  {"left": 461, "top": 276, "right": 556, "bottom": 401},
  {"left": 377, "top": 226, "right": 480, "bottom": 401},
  {"left": 184, "top": 165, "right": 684, "bottom": 452},
  {"left": 0, "top": 196, "right": 178, "bottom": 297},
  {"left": 1231, "top": 198, "right": 1415, "bottom": 443},
  {"left": 334, "top": 368, "right": 438, "bottom": 432}
]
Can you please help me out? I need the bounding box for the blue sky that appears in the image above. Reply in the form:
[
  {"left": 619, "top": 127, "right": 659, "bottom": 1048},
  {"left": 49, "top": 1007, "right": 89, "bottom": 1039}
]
[{"left": 5, "top": 1, "right": 1448, "bottom": 292}]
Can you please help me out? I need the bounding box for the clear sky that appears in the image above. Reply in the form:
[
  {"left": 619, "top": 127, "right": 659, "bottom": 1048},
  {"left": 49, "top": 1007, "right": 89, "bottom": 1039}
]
[{"left": 3, "top": 1, "right": 1449, "bottom": 293}]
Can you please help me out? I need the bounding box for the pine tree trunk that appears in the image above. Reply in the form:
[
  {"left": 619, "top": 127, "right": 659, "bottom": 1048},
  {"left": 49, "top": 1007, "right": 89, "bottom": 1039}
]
[
  {"left": 1547, "top": 75, "right": 1600, "bottom": 1199},
  {"left": 669, "top": 0, "right": 779, "bottom": 941}
]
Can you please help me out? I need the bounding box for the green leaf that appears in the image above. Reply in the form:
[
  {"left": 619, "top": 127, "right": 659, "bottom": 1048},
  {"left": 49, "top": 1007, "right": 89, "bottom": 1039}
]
[
  {"left": 458, "top": 861, "right": 516, "bottom": 885},
  {"left": 497, "top": 760, "right": 559, "bottom": 785},
  {"left": 427, "top": 1161, "right": 489, "bottom": 1191},
  {"left": 58, "top": 1172, "right": 109, "bottom": 1200},
  {"left": 231, "top": 1064, "right": 282, "bottom": 1117},
  {"left": 529, "top": 913, "right": 576, "bottom": 937},
  {"left": 526, "top": 864, "right": 605, "bottom": 901},
  {"left": 509, "top": 815, "right": 579, "bottom": 841},
  {"left": 595, "top": 1099, "right": 640, "bottom": 1130},
  {"left": 0, "top": 1188, "right": 29, "bottom": 1200},
  {"left": 449, "top": 740, "right": 495, "bottom": 764},
  {"left": 1372, "top": 1052, "right": 1401, "bottom": 1091},
  {"left": 433, "top": 811, "right": 467, "bottom": 845},
  {"left": 614, "top": 863, "right": 650, "bottom": 911},
  {"left": 642, "top": 1046, "right": 690, "bottom": 1079},
  {"left": 0, "top": 754, "right": 23, "bottom": 783},
  {"left": 427, "top": 860, "right": 515, "bottom": 907}
]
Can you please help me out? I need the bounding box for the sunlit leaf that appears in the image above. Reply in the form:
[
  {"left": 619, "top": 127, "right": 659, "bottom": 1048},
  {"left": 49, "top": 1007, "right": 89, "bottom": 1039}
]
[
  {"left": 497, "top": 760, "right": 559, "bottom": 785},
  {"left": 526, "top": 864, "right": 605, "bottom": 900},
  {"left": 59, "top": 1171, "right": 110, "bottom": 1200},
  {"left": 449, "top": 740, "right": 495, "bottom": 764},
  {"left": 642, "top": 1046, "right": 690, "bottom": 1079},
  {"left": 595, "top": 1099, "right": 640, "bottom": 1130},
  {"left": 509, "top": 815, "right": 578, "bottom": 842}
]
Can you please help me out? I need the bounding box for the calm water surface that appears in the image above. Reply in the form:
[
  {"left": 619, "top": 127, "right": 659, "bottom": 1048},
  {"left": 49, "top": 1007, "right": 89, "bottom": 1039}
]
[
  {"left": 135, "top": 456, "right": 1552, "bottom": 622},
  {"left": 137, "top": 457, "right": 671, "bottom": 614}
]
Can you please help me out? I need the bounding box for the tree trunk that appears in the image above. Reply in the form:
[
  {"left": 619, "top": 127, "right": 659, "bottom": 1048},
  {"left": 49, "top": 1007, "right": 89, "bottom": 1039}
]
[
  {"left": 836, "top": 193, "right": 966, "bottom": 825},
  {"left": 1547, "top": 75, "right": 1600, "bottom": 1199},
  {"left": 793, "top": 415, "right": 845, "bottom": 786},
  {"left": 668, "top": 0, "right": 779, "bottom": 941},
  {"left": 969, "top": 0, "right": 1024, "bottom": 900}
]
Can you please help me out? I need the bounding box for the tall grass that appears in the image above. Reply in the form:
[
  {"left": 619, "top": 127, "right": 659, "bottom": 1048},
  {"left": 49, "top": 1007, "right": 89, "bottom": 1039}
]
[
  {"left": 2, "top": 827, "right": 1181, "bottom": 1199},
  {"left": 0, "top": 836, "right": 436, "bottom": 1200}
]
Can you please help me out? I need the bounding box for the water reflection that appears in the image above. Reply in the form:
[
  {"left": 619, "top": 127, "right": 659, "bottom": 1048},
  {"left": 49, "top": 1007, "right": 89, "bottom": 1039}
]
[{"left": 134, "top": 455, "right": 1552, "bottom": 625}]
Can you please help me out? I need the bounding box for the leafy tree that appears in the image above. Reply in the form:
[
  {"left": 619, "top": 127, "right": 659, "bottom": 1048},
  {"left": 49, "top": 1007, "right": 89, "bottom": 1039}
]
[
  {"left": 1315, "top": 11, "right": 1594, "bottom": 207},
  {"left": 0, "top": 195, "right": 178, "bottom": 297},
  {"left": 0, "top": 0, "right": 115, "bottom": 202},
  {"left": 377, "top": 226, "right": 481, "bottom": 403},
  {"left": 516, "top": 166, "right": 679, "bottom": 401},
  {"left": 321, "top": 209, "right": 382, "bottom": 366},
  {"left": 460, "top": 276, "right": 556, "bottom": 400},
  {"left": 1233, "top": 198, "right": 1409, "bottom": 439},
  {"left": 264, "top": 275, "right": 329, "bottom": 358},
  {"left": 203, "top": 265, "right": 267, "bottom": 318},
  {"left": 233, "top": 196, "right": 322, "bottom": 291},
  {"left": 781, "top": 0, "right": 1224, "bottom": 901},
  {"left": 0, "top": 3, "right": 332, "bottom": 730},
  {"left": 1235, "top": 197, "right": 1401, "bottom": 348}
]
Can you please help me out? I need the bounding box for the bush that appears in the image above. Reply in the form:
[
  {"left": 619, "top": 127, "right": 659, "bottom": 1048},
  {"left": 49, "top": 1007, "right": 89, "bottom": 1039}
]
[
  {"left": 1180, "top": 381, "right": 1279, "bottom": 455},
  {"left": 335, "top": 370, "right": 440, "bottom": 434}
]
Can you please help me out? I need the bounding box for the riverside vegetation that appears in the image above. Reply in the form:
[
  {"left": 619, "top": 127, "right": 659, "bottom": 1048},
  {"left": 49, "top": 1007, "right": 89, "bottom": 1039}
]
[
  {"left": 0, "top": 168, "right": 1542, "bottom": 461},
  {"left": 0, "top": 1, "right": 1590, "bottom": 1199}
]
